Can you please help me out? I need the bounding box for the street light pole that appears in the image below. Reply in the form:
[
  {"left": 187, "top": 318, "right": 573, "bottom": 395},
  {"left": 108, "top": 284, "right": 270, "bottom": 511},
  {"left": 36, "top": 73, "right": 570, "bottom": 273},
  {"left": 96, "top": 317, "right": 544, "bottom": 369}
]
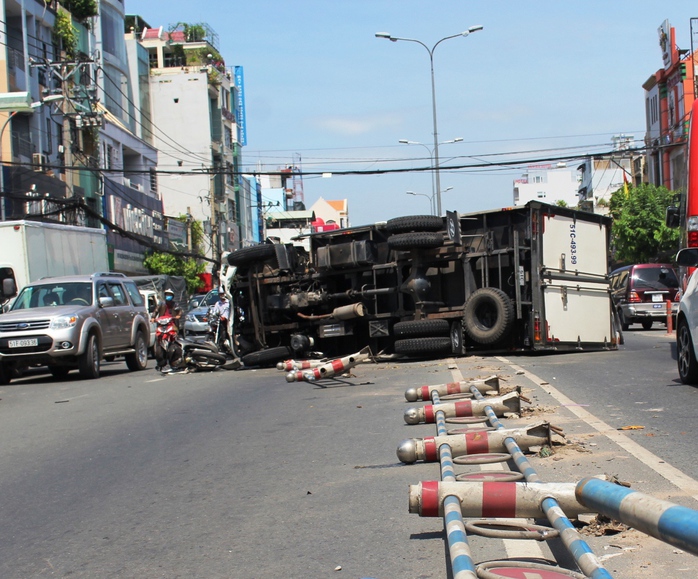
[
  {"left": 406, "top": 190, "right": 434, "bottom": 215},
  {"left": 377, "top": 26, "right": 483, "bottom": 216},
  {"left": 399, "top": 138, "right": 462, "bottom": 215}
]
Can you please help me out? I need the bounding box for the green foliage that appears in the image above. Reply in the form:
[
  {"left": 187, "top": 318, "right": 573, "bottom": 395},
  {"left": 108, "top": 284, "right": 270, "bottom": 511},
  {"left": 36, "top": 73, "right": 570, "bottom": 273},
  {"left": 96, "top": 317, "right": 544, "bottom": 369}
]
[
  {"left": 57, "top": 0, "right": 98, "bottom": 21},
  {"left": 54, "top": 7, "right": 77, "bottom": 57},
  {"left": 142, "top": 216, "right": 208, "bottom": 294},
  {"left": 608, "top": 182, "right": 680, "bottom": 264},
  {"left": 143, "top": 252, "right": 206, "bottom": 295}
]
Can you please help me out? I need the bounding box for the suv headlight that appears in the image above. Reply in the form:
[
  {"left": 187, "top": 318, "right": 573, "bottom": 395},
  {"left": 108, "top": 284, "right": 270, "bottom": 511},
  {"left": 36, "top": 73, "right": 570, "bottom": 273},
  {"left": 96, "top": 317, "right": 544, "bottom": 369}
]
[{"left": 50, "top": 315, "right": 78, "bottom": 330}]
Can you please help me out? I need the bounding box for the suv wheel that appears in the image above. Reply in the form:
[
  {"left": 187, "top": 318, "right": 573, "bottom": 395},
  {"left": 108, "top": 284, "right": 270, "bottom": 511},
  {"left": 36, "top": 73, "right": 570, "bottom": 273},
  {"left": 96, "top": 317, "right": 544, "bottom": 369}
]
[
  {"left": 125, "top": 330, "right": 148, "bottom": 371},
  {"left": 79, "top": 333, "right": 101, "bottom": 379}
]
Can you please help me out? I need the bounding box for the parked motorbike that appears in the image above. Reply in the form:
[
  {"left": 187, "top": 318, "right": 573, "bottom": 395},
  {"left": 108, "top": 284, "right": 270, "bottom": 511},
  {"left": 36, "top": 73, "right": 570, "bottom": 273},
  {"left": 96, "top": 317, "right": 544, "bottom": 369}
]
[{"left": 155, "top": 315, "right": 227, "bottom": 372}]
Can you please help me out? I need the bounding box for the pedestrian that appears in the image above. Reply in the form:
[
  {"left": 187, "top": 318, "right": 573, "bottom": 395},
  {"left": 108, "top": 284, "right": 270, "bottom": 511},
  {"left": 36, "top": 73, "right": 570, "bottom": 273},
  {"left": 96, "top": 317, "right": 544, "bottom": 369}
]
[{"left": 211, "top": 287, "right": 231, "bottom": 352}]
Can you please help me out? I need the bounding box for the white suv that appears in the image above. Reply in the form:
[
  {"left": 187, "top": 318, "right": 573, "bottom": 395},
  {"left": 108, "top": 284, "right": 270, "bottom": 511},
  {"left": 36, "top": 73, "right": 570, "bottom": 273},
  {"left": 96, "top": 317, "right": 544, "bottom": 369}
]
[{"left": 0, "top": 273, "right": 150, "bottom": 385}]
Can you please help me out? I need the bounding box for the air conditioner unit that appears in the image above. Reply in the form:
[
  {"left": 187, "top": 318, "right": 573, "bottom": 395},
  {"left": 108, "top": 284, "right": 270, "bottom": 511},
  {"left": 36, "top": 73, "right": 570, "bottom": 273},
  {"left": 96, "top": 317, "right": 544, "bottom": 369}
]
[{"left": 32, "top": 153, "right": 47, "bottom": 172}]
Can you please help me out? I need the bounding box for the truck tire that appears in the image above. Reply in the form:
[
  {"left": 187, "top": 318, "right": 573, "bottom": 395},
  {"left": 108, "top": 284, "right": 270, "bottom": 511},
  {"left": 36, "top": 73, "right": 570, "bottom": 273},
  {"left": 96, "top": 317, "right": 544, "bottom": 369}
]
[
  {"left": 386, "top": 215, "right": 443, "bottom": 233},
  {"left": 78, "top": 333, "right": 101, "bottom": 379},
  {"left": 242, "top": 346, "right": 291, "bottom": 367},
  {"left": 393, "top": 319, "right": 450, "bottom": 337},
  {"left": 125, "top": 330, "right": 148, "bottom": 371},
  {"left": 227, "top": 244, "right": 277, "bottom": 266},
  {"left": 388, "top": 232, "right": 443, "bottom": 250},
  {"left": 394, "top": 337, "right": 452, "bottom": 356},
  {"left": 463, "top": 288, "right": 514, "bottom": 345}
]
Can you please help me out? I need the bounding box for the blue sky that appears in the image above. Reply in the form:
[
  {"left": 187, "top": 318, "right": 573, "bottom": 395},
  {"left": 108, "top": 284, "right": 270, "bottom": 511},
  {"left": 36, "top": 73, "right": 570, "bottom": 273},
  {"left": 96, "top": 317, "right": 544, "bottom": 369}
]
[{"left": 134, "top": 1, "right": 697, "bottom": 226}]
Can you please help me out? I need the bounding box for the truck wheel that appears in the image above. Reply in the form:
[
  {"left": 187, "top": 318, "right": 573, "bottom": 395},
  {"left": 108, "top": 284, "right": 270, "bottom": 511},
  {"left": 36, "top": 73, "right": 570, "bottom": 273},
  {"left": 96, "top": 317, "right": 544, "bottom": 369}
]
[
  {"left": 394, "top": 337, "right": 452, "bottom": 356},
  {"left": 386, "top": 215, "right": 443, "bottom": 233},
  {"left": 393, "top": 319, "right": 450, "bottom": 337},
  {"left": 242, "top": 346, "right": 291, "bottom": 367},
  {"left": 227, "top": 244, "right": 277, "bottom": 266},
  {"left": 125, "top": 330, "right": 148, "bottom": 371},
  {"left": 78, "top": 333, "right": 101, "bottom": 380},
  {"left": 388, "top": 232, "right": 443, "bottom": 250},
  {"left": 677, "top": 319, "right": 698, "bottom": 384},
  {"left": 0, "top": 364, "right": 10, "bottom": 386},
  {"left": 463, "top": 288, "right": 514, "bottom": 345}
]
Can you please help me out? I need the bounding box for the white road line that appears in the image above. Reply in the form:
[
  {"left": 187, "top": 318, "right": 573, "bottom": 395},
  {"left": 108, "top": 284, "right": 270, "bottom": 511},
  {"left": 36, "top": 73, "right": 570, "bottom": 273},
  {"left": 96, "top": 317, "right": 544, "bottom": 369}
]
[
  {"left": 497, "top": 356, "right": 698, "bottom": 503},
  {"left": 449, "top": 361, "right": 546, "bottom": 561}
]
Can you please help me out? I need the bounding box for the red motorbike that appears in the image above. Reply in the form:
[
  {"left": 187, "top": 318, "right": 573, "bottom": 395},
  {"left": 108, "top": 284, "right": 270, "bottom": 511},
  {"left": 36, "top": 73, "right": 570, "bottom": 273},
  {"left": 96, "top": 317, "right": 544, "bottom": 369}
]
[{"left": 155, "top": 315, "right": 226, "bottom": 372}]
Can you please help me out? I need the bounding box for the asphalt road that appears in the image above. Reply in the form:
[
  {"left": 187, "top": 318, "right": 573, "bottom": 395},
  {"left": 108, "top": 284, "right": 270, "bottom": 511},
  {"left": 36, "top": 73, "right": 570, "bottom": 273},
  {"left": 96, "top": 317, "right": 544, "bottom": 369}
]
[
  {"left": 510, "top": 327, "right": 698, "bottom": 481},
  {"left": 1, "top": 330, "right": 696, "bottom": 579}
]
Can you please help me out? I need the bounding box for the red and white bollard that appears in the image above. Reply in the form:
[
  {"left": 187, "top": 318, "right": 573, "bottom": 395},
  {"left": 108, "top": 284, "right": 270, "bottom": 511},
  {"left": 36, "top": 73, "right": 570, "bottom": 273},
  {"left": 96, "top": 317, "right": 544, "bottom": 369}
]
[
  {"left": 404, "top": 375, "right": 500, "bottom": 402},
  {"left": 404, "top": 391, "right": 521, "bottom": 424},
  {"left": 277, "top": 358, "right": 326, "bottom": 372},
  {"left": 409, "top": 480, "right": 589, "bottom": 518},
  {"left": 285, "top": 347, "right": 371, "bottom": 382},
  {"left": 397, "top": 421, "right": 551, "bottom": 463}
]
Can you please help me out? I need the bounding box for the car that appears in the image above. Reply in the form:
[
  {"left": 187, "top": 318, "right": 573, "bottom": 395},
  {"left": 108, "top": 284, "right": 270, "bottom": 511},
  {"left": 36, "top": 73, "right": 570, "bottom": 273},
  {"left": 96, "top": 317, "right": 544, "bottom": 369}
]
[
  {"left": 187, "top": 293, "right": 207, "bottom": 312},
  {"left": 0, "top": 272, "right": 151, "bottom": 385},
  {"left": 675, "top": 248, "right": 698, "bottom": 383},
  {"left": 183, "top": 289, "right": 220, "bottom": 341},
  {"left": 609, "top": 263, "right": 679, "bottom": 330}
]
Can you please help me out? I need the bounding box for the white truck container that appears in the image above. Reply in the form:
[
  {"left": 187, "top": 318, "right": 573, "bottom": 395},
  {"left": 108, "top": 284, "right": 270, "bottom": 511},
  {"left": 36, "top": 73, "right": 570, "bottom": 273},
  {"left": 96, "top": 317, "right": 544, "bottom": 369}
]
[{"left": 0, "top": 220, "right": 109, "bottom": 301}]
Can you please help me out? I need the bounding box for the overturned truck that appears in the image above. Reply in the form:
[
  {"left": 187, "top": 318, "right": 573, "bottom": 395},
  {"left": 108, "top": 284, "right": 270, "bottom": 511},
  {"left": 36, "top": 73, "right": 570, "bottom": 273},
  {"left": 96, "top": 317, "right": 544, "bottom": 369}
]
[{"left": 225, "top": 202, "right": 617, "bottom": 363}]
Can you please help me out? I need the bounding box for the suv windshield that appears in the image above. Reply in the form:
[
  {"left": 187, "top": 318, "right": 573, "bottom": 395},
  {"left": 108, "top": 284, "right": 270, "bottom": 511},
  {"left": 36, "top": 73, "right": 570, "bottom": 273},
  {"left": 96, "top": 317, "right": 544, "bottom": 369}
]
[
  {"left": 202, "top": 290, "right": 219, "bottom": 307},
  {"left": 11, "top": 282, "right": 94, "bottom": 310},
  {"left": 633, "top": 267, "right": 679, "bottom": 290}
]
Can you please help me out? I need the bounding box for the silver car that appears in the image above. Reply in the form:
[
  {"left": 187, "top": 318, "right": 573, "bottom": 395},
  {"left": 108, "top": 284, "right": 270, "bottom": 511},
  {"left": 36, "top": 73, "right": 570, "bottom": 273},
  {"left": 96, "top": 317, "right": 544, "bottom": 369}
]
[
  {"left": 184, "top": 289, "right": 219, "bottom": 340},
  {"left": 0, "top": 273, "right": 150, "bottom": 385}
]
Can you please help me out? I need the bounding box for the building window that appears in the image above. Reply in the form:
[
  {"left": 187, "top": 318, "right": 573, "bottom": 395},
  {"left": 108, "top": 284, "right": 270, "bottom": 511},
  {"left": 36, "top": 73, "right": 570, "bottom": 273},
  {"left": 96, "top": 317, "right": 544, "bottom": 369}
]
[
  {"left": 45, "top": 118, "right": 53, "bottom": 155},
  {"left": 537, "top": 192, "right": 546, "bottom": 198},
  {"left": 149, "top": 168, "right": 158, "bottom": 193}
]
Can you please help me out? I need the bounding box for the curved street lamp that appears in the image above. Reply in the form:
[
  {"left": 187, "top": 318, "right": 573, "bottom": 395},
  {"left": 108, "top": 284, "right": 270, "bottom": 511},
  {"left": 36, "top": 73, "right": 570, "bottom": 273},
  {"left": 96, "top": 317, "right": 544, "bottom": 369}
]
[
  {"left": 406, "top": 186, "right": 454, "bottom": 216},
  {"left": 376, "top": 26, "right": 483, "bottom": 216},
  {"left": 399, "top": 138, "right": 462, "bottom": 209}
]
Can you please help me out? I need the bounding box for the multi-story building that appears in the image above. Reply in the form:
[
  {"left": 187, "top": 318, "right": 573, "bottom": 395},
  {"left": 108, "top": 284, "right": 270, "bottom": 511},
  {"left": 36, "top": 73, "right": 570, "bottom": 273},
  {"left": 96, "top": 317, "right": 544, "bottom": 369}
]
[
  {"left": 136, "top": 20, "right": 246, "bottom": 261},
  {"left": 512, "top": 164, "right": 580, "bottom": 208},
  {"left": 0, "top": 1, "right": 166, "bottom": 276},
  {"left": 643, "top": 19, "right": 695, "bottom": 193}
]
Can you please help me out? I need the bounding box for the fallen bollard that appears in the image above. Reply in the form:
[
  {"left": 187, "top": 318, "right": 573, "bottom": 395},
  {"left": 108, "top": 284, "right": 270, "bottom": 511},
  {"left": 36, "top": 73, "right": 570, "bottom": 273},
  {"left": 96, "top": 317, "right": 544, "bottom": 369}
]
[
  {"left": 409, "top": 480, "right": 590, "bottom": 519},
  {"left": 277, "top": 358, "right": 326, "bottom": 372},
  {"left": 404, "top": 375, "right": 500, "bottom": 402},
  {"left": 404, "top": 391, "right": 521, "bottom": 425},
  {"left": 397, "top": 421, "right": 551, "bottom": 464},
  {"left": 285, "top": 346, "right": 371, "bottom": 383},
  {"left": 576, "top": 476, "right": 698, "bottom": 557}
]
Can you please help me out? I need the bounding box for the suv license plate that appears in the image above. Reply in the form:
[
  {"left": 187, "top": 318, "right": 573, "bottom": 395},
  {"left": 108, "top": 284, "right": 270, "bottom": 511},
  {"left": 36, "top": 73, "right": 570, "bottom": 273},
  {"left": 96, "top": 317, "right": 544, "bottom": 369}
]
[
  {"left": 9, "top": 338, "right": 38, "bottom": 348},
  {"left": 651, "top": 294, "right": 663, "bottom": 302}
]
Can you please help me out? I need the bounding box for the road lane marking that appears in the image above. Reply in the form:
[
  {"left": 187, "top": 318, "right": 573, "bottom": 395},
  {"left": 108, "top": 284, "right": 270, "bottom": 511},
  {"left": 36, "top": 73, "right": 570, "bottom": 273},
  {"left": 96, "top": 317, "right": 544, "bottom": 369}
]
[{"left": 497, "top": 356, "right": 698, "bottom": 503}]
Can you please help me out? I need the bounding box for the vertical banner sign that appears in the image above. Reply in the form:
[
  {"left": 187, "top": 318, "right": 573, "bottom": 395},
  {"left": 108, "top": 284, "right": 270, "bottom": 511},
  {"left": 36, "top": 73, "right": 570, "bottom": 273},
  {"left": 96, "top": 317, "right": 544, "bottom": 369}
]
[{"left": 235, "top": 66, "right": 247, "bottom": 146}]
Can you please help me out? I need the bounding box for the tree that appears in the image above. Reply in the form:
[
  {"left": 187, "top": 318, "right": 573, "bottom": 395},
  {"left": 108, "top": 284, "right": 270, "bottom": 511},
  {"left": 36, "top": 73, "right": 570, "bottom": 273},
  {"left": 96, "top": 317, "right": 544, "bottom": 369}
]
[
  {"left": 608, "top": 183, "right": 680, "bottom": 265},
  {"left": 142, "top": 217, "right": 207, "bottom": 294}
]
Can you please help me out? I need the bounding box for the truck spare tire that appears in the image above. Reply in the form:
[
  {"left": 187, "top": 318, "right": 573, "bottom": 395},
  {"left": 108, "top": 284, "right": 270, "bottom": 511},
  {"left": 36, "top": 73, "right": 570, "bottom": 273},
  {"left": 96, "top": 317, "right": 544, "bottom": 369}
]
[
  {"left": 463, "top": 288, "right": 514, "bottom": 345},
  {"left": 386, "top": 215, "right": 443, "bottom": 233}
]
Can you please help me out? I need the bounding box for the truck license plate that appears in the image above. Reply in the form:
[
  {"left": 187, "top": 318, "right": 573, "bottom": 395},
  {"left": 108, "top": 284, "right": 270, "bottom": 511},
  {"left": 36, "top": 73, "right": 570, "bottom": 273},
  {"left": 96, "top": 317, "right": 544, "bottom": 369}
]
[{"left": 9, "top": 338, "right": 38, "bottom": 348}]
